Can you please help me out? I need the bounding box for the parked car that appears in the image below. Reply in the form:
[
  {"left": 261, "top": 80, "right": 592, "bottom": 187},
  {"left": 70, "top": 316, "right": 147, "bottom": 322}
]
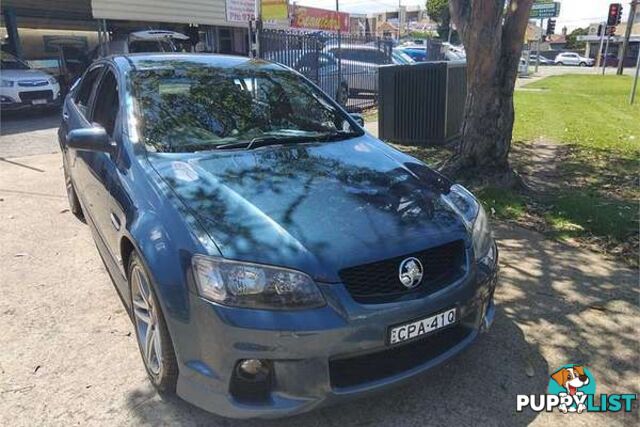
[
  {"left": 397, "top": 46, "right": 427, "bottom": 62},
  {"left": 90, "top": 30, "right": 189, "bottom": 60},
  {"left": 263, "top": 50, "right": 350, "bottom": 105},
  {"left": 554, "top": 52, "right": 594, "bottom": 66},
  {"left": 443, "top": 43, "right": 467, "bottom": 61},
  {"left": 323, "top": 43, "right": 402, "bottom": 95},
  {"left": 601, "top": 54, "right": 619, "bottom": 67},
  {"left": 392, "top": 48, "right": 416, "bottom": 64},
  {"left": 529, "top": 54, "right": 555, "bottom": 65},
  {"left": 59, "top": 53, "right": 498, "bottom": 419},
  {"left": 0, "top": 52, "right": 62, "bottom": 110}
]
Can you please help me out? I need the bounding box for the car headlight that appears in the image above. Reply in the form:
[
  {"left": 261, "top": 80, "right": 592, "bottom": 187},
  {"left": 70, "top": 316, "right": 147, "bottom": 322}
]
[
  {"left": 192, "top": 255, "right": 325, "bottom": 310},
  {"left": 1, "top": 79, "right": 14, "bottom": 87},
  {"left": 441, "top": 184, "right": 493, "bottom": 260},
  {"left": 48, "top": 77, "right": 57, "bottom": 84}
]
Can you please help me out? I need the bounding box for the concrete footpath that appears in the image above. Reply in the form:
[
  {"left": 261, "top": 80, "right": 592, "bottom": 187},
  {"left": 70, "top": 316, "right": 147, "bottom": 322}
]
[{"left": 0, "top": 152, "right": 637, "bottom": 426}]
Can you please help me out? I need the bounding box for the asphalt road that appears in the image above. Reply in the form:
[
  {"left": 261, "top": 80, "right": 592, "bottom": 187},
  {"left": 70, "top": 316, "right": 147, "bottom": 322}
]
[{"left": 0, "top": 83, "right": 638, "bottom": 426}]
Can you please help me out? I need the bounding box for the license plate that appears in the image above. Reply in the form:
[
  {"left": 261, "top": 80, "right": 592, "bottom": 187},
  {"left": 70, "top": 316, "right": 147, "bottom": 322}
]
[
  {"left": 388, "top": 308, "right": 457, "bottom": 345},
  {"left": 32, "top": 99, "right": 47, "bottom": 105}
]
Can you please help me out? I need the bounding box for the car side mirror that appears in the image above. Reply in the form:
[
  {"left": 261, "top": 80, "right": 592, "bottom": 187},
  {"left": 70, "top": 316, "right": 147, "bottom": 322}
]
[
  {"left": 67, "top": 127, "right": 114, "bottom": 154},
  {"left": 350, "top": 113, "right": 365, "bottom": 127}
]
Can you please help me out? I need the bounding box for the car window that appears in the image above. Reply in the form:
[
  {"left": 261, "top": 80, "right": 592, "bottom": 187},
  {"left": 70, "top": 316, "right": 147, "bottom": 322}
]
[
  {"left": 91, "top": 70, "right": 119, "bottom": 137},
  {"left": 75, "top": 66, "right": 103, "bottom": 115},
  {"left": 130, "top": 65, "right": 359, "bottom": 153}
]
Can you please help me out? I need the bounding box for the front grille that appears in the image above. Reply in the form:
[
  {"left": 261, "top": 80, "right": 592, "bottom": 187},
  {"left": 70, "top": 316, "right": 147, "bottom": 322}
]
[
  {"left": 339, "top": 240, "right": 466, "bottom": 303},
  {"left": 329, "top": 325, "right": 471, "bottom": 389},
  {"left": 18, "top": 80, "right": 48, "bottom": 87},
  {"left": 19, "top": 90, "right": 53, "bottom": 102}
]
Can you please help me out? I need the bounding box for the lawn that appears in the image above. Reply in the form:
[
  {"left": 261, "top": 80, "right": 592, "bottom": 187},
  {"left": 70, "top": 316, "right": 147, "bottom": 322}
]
[{"left": 513, "top": 74, "right": 640, "bottom": 157}]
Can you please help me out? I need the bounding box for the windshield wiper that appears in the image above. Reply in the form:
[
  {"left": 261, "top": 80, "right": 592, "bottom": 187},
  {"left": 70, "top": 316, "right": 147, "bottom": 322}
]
[{"left": 215, "top": 131, "right": 360, "bottom": 151}]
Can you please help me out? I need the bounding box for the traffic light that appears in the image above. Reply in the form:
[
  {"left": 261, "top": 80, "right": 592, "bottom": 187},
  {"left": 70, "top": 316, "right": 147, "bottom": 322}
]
[
  {"left": 607, "top": 3, "right": 623, "bottom": 27},
  {"left": 546, "top": 19, "right": 556, "bottom": 35}
]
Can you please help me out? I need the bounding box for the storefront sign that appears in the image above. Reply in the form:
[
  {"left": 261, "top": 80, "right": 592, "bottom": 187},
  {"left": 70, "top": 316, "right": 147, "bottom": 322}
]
[
  {"left": 292, "top": 5, "right": 349, "bottom": 32},
  {"left": 262, "top": 0, "right": 288, "bottom": 21},
  {"left": 226, "top": 0, "right": 256, "bottom": 22}
]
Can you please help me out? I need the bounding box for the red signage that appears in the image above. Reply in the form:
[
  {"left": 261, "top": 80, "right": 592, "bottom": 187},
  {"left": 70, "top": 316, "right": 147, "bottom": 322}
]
[{"left": 292, "top": 5, "right": 349, "bottom": 32}]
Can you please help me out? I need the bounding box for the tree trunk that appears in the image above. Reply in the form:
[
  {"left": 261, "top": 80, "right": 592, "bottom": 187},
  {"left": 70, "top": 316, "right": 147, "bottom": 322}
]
[{"left": 444, "top": 0, "right": 534, "bottom": 186}]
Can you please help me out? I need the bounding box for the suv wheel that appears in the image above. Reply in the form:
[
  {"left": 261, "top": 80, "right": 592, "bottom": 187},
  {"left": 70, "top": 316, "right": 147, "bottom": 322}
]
[
  {"left": 579, "top": 62, "right": 586, "bottom": 67},
  {"left": 129, "top": 253, "right": 178, "bottom": 393}
]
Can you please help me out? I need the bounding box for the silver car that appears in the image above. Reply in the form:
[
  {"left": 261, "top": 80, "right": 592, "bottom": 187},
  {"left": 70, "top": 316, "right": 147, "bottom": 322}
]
[
  {"left": 263, "top": 50, "right": 349, "bottom": 105},
  {"left": 554, "top": 52, "right": 594, "bottom": 67},
  {"left": 323, "top": 44, "right": 399, "bottom": 96}
]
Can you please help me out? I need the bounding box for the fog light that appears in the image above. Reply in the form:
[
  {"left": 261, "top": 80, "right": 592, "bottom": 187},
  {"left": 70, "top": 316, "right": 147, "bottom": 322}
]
[{"left": 230, "top": 359, "right": 273, "bottom": 402}]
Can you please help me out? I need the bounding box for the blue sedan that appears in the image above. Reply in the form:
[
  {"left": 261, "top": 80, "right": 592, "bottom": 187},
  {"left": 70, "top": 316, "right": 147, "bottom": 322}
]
[{"left": 58, "top": 53, "right": 498, "bottom": 418}]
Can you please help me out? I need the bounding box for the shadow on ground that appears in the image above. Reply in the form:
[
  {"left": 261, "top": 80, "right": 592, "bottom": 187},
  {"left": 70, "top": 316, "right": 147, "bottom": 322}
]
[{"left": 0, "top": 108, "right": 60, "bottom": 136}]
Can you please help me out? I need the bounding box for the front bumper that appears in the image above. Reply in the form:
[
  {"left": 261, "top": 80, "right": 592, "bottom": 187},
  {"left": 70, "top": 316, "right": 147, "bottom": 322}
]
[
  {"left": 169, "top": 251, "right": 498, "bottom": 419},
  {"left": 1, "top": 85, "right": 62, "bottom": 111}
]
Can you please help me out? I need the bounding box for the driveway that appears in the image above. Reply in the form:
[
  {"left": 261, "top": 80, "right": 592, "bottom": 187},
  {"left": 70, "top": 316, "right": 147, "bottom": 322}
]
[{"left": 0, "top": 117, "right": 638, "bottom": 426}]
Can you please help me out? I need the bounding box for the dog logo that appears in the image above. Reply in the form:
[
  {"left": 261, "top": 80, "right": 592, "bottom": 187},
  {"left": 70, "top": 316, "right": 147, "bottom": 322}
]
[
  {"left": 399, "top": 257, "right": 423, "bottom": 288},
  {"left": 517, "top": 364, "right": 636, "bottom": 414},
  {"left": 549, "top": 365, "right": 593, "bottom": 413}
]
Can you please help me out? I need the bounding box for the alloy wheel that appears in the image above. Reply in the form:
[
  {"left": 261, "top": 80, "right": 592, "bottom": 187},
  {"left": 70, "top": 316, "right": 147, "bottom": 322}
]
[{"left": 131, "top": 265, "right": 163, "bottom": 376}]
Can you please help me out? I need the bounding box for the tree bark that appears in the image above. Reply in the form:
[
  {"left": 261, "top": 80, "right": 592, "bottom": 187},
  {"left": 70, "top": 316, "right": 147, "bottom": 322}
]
[{"left": 444, "top": 0, "right": 534, "bottom": 186}]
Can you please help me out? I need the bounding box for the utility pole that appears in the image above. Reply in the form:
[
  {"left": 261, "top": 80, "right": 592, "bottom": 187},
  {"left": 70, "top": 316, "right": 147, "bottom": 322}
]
[
  {"left": 630, "top": 42, "right": 640, "bottom": 103},
  {"left": 602, "top": 34, "right": 611, "bottom": 75},
  {"left": 535, "top": 18, "right": 543, "bottom": 73},
  {"left": 596, "top": 21, "right": 606, "bottom": 68},
  {"left": 617, "top": 0, "right": 638, "bottom": 75},
  {"left": 336, "top": 0, "right": 342, "bottom": 102}
]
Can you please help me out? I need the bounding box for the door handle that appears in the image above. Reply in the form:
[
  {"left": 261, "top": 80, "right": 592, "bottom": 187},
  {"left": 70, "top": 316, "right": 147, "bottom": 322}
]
[
  {"left": 110, "top": 212, "right": 121, "bottom": 231},
  {"left": 62, "top": 112, "right": 69, "bottom": 120}
]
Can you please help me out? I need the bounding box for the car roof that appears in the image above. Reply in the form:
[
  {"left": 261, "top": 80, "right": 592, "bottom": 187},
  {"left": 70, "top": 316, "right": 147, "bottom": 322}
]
[{"left": 108, "top": 53, "right": 285, "bottom": 72}]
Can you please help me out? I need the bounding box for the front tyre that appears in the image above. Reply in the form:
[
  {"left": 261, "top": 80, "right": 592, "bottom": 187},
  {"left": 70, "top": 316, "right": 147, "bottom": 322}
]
[
  {"left": 63, "top": 163, "right": 85, "bottom": 222},
  {"left": 129, "top": 253, "right": 178, "bottom": 393},
  {"left": 579, "top": 62, "right": 586, "bottom": 67}
]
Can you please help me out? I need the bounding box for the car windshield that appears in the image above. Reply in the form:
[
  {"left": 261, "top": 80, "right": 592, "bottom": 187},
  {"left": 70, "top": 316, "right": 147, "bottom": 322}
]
[
  {"left": 393, "top": 50, "right": 414, "bottom": 64},
  {"left": 0, "top": 53, "right": 30, "bottom": 70},
  {"left": 131, "top": 64, "right": 361, "bottom": 153}
]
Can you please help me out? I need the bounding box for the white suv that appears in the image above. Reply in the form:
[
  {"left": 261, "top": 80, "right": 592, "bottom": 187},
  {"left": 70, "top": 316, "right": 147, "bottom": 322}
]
[
  {"left": 554, "top": 52, "right": 594, "bottom": 67},
  {"left": 1, "top": 52, "right": 62, "bottom": 111}
]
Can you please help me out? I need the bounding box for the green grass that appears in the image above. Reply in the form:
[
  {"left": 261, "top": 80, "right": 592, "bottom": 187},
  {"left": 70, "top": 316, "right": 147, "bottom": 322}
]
[{"left": 514, "top": 75, "right": 640, "bottom": 158}]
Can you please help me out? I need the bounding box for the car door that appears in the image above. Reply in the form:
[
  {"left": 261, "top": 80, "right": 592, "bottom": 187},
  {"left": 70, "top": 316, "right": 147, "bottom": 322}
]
[
  {"left": 60, "top": 63, "right": 104, "bottom": 209},
  {"left": 567, "top": 53, "right": 579, "bottom": 65},
  {"left": 83, "top": 67, "right": 128, "bottom": 268}
]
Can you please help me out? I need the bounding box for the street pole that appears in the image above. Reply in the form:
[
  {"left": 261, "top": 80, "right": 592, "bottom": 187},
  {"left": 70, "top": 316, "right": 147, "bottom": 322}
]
[
  {"left": 602, "top": 34, "right": 611, "bottom": 75},
  {"left": 535, "top": 18, "right": 542, "bottom": 73},
  {"left": 255, "top": 0, "right": 262, "bottom": 59},
  {"left": 631, "top": 44, "right": 640, "bottom": 104},
  {"left": 617, "top": 0, "right": 638, "bottom": 75},
  {"left": 596, "top": 21, "right": 606, "bottom": 68},
  {"left": 336, "top": 0, "right": 342, "bottom": 102}
]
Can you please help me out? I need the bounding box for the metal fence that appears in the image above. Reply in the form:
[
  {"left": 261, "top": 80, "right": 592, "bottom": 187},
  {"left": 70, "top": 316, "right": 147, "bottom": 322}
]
[
  {"left": 378, "top": 61, "right": 467, "bottom": 146},
  {"left": 258, "top": 29, "right": 393, "bottom": 112}
]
